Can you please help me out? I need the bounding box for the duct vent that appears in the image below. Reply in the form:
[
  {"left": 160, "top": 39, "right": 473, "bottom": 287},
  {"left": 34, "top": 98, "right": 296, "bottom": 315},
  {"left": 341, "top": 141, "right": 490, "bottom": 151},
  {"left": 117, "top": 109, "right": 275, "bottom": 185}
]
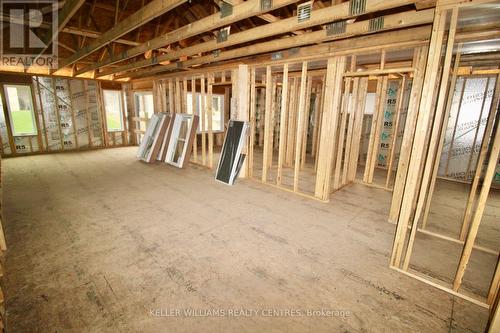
[
  {"left": 220, "top": 2, "right": 233, "bottom": 18},
  {"left": 297, "top": 1, "right": 312, "bottom": 23},
  {"left": 216, "top": 26, "right": 231, "bottom": 43},
  {"left": 369, "top": 17, "right": 384, "bottom": 32},
  {"left": 349, "top": 0, "right": 366, "bottom": 16},
  {"left": 261, "top": 0, "right": 272, "bottom": 11},
  {"left": 271, "top": 52, "right": 283, "bottom": 60},
  {"left": 326, "top": 20, "right": 347, "bottom": 36}
]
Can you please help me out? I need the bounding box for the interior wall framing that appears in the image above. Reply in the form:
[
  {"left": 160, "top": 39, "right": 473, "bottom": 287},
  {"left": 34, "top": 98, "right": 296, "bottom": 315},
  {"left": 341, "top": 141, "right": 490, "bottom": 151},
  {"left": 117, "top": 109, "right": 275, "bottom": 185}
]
[
  {"left": 0, "top": 75, "right": 131, "bottom": 157},
  {"left": 389, "top": 0, "right": 500, "bottom": 313}
]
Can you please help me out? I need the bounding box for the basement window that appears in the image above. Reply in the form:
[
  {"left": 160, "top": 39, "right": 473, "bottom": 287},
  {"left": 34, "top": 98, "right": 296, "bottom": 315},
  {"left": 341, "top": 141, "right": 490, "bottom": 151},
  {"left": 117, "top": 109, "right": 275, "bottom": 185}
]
[
  {"left": 3, "top": 84, "right": 37, "bottom": 136},
  {"left": 103, "top": 90, "right": 125, "bottom": 132},
  {"left": 186, "top": 93, "right": 224, "bottom": 133}
]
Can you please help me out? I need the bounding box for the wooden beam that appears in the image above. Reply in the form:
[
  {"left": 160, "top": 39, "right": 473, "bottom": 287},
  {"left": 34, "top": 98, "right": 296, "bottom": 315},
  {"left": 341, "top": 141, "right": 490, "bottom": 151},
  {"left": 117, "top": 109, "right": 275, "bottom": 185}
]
[
  {"left": 385, "top": 76, "right": 406, "bottom": 187},
  {"left": 388, "top": 46, "right": 427, "bottom": 223},
  {"left": 344, "top": 68, "right": 414, "bottom": 76},
  {"left": 128, "top": 25, "right": 432, "bottom": 84},
  {"left": 293, "top": 62, "right": 308, "bottom": 192},
  {"left": 61, "top": 26, "right": 161, "bottom": 48},
  {"left": 391, "top": 9, "right": 447, "bottom": 268},
  {"left": 277, "top": 64, "right": 289, "bottom": 185},
  {"left": 402, "top": 7, "right": 459, "bottom": 270},
  {"left": 47, "top": 0, "right": 85, "bottom": 45},
  {"left": 58, "top": 0, "right": 187, "bottom": 69},
  {"left": 341, "top": 56, "right": 358, "bottom": 184},
  {"left": 333, "top": 73, "right": 351, "bottom": 190},
  {"left": 452, "top": 106, "right": 500, "bottom": 291},
  {"left": 112, "top": 3, "right": 434, "bottom": 78},
  {"left": 76, "top": 0, "right": 301, "bottom": 76},
  {"left": 207, "top": 74, "right": 214, "bottom": 168},
  {"left": 248, "top": 68, "right": 256, "bottom": 177},
  {"left": 363, "top": 71, "right": 387, "bottom": 184},
  {"left": 201, "top": 75, "right": 206, "bottom": 165},
  {"left": 314, "top": 56, "right": 346, "bottom": 200},
  {"left": 421, "top": 48, "right": 462, "bottom": 228},
  {"left": 262, "top": 66, "right": 273, "bottom": 183},
  {"left": 31, "top": 0, "right": 85, "bottom": 66},
  {"left": 190, "top": 77, "right": 197, "bottom": 162},
  {"left": 347, "top": 77, "right": 368, "bottom": 182},
  {"left": 436, "top": 0, "right": 499, "bottom": 10},
  {"left": 119, "top": 8, "right": 435, "bottom": 79},
  {"left": 489, "top": 297, "right": 500, "bottom": 332},
  {"left": 258, "top": 13, "right": 304, "bottom": 35},
  {"left": 216, "top": 0, "right": 302, "bottom": 34},
  {"left": 286, "top": 78, "right": 298, "bottom": 166},
  {"left": 459, "top": 73, "right": 500, "bottom": 240},
  {"left": 300, "top": 77, "right": 313, "bottom": 169}
]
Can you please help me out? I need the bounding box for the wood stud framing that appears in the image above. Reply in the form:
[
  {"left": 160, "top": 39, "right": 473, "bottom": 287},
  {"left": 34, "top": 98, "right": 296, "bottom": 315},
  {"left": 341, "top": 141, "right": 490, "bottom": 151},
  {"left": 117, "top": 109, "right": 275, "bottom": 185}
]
[
  {"left": 293, "top": 62, "right": 308, "bottom": 192},
  {"left": 1, "top": 0, "right": 496, "bottom": 319},
  {"left": 277, "top": 64, "right": 289, "bottom": 186},
  {"left": 0, "top": 76, "right": 127, "bottom": 156},
  {"left": 314, "top": 56, "right": 346, "bottom": 200},
  {"left": 459, "top": 74, "right": 500, "bottom": 240},
  {"left": 262, "top": 66, "right": 273, "bottom": 183},
  {"left": 119, "top": 7, "right": 435, "bottom": 80},
  {"left": 391, "top": 9, "right": 447, "bottom": 269},
  {"left": 389, "top": 0, "right": 500, "bottom": 310}
]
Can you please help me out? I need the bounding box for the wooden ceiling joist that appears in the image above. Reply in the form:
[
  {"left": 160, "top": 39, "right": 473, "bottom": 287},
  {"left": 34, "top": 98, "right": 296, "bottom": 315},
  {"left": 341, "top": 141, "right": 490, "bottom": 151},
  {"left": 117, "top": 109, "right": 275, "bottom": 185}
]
[
  {"left": 120, "top": 9, "right": 435, "bottom": 79},
  {"left": 61, "top": 27, "right": 151, "bottom": 47},
  {"left": 74, "top": 0, "right": 301, "bottom": 76},
  {"left": 0, "top": 13, "right": 148, "bottom": 48},
  {"left": 30, "top": 0, "right": 85, "bottom": 71},
  {"left": 217, "top": 0, "right": 303, "bottom": 34},
  {"left": 47, "top": 0, "right": 86, "bottom": 45},
  {"left": 135, "top": 25, "right": 432, "bottom": 81},
  {"left": 103, "top": 0, "right": 430, "bottom": 78},
  {"left": 57, "top": 0, "right": 188, "bottom": 70}
]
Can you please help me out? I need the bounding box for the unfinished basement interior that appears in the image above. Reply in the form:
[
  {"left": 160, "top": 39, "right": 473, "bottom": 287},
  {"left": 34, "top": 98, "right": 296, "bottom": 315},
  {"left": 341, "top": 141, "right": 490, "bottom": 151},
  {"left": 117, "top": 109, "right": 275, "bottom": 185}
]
[{"left": 0, "top": 0, "right": 499, "bottom": 331}]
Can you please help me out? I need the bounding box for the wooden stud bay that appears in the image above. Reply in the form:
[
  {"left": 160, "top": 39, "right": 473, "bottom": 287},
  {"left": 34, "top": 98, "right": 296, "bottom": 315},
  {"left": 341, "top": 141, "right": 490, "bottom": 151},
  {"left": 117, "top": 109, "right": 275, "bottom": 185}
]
[
  {"left": 314, "top": 57, "right": 346, "bottom": 200},
  {"left": 300, "top": 77, "right": 312, "bottom": 170},
  {"left": 402, "top": 7, "right": 459, "bottom": 271},
  {"left": 208, "top": 74, "right": 214, "bottom": 169},
  {"left": 277, "top": 64, "right": 289, "bottom": 186},
  {"left": 391, "top": 9, "right": 446, "bottom": 268},
  {"left": 191, "top": 77, "right": 198, "bottom": 162},
  {"left": 388, "top": 46, "right": 428, "bottom": 224},
  {"left": 293, "top": 62, "right": 308, "bottom": 192},
  {"left": 459, "top": 74, "right": 500, "bottom": 240},
  {"left": 248, "top": 68, "right": 256, "bottom": 177},
  {"left": 385, "top": 76, "right": 406, "bottom": 188},
  {"left": 201, "top": 75, "right": 206, "bottom": 166},
  {"left": 262, "top": 66, "right": 273, "bottom": 183},
  {"left": 453, "top": 107, "right": 500, "bottom": 292}
]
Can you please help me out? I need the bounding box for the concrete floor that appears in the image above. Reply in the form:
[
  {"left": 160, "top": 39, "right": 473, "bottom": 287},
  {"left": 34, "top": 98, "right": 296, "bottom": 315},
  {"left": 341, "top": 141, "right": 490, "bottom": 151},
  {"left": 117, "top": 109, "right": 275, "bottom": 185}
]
[{"left": 2, "top": 147, "right": 491, "bottom": 332}]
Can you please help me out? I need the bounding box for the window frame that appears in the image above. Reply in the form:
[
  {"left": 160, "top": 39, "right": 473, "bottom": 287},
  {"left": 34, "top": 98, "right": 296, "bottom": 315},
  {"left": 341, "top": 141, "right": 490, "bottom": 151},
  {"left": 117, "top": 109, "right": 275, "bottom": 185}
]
[
  {"left": 186, "top": 92, "right": 224, "bottom": 133},
  {"left": 102, "top": 89, "right": 125, "bottom": 132},
  {"left": 3, "top": 84, "right": 38, "bottom": 137},
  {"left": 165, "top": 113, "right": 197, "bottom": 168},
  {"left": 134, "top": 91, "right": 154, "bottom": 118}
]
